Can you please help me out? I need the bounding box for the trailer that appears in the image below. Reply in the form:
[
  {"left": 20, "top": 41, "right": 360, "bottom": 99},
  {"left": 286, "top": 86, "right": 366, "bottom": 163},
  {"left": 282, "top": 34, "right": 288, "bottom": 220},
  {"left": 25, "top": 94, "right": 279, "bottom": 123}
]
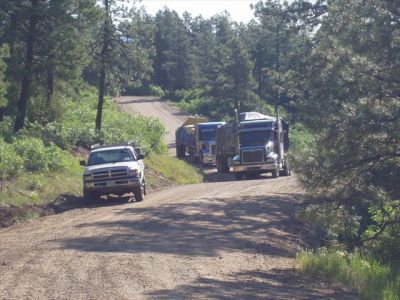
[
  {"left": 175, "top": 117, "right": 225, "bottom": 164},
  {"left": 216, "top": 111, "right": 291, "bottom": 179}
]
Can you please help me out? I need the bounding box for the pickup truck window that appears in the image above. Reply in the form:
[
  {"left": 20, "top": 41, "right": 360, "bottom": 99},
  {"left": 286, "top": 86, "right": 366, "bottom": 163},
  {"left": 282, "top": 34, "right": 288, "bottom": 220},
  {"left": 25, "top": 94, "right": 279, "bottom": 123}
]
[{"left": 88, "top": 149, "right": 136, "bottom": 166}]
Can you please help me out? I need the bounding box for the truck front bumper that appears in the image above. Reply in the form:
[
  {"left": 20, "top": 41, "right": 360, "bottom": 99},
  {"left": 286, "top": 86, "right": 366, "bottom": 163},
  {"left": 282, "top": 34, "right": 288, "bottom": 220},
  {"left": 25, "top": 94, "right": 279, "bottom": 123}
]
[
  {"left": 202, "top": 155, "right": 216, "bottom": 164},
  {"left": 232, "top": 162, "right": 275, "bottom": 173},
  {"left": 84, "top": 177, "right": 141, "bottom": 194}
]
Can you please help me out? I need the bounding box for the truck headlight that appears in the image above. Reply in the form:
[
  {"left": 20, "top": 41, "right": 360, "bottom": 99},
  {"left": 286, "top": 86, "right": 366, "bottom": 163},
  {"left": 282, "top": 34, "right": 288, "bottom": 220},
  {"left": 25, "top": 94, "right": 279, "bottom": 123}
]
[
  {"left": 129, "top": 169, "right": 139, "bottom": 177},
  {"left": 83, "top": 174, "right": 91, "bottom": 181},
  {"left": 233, "top": 155, "right": 240, "bottom": 165}
]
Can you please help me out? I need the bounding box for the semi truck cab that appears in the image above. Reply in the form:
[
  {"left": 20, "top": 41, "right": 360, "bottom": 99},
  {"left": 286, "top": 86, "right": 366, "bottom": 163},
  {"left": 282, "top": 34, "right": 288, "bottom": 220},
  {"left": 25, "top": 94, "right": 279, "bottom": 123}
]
[
  {"left": 196, "top": 122, "right": 225, "bottom": 164},
  {"left": 232, "top": 118, "right": 289, "bottom": 179},
  {"left": 216, "top": 111, "right": 291, "bottom": 180}
]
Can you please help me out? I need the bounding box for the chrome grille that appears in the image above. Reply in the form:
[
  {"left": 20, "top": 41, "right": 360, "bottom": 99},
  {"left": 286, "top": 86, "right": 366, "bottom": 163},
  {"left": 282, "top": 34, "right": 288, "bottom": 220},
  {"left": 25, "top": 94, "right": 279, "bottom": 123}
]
[
  {"left": 92, "top": 170, "right": 109, "bottom": 180},
  {"left": 92, "top": 168, "right": 128, "bottom": 181},
  {"left": 110, "top": 169, "right": 128, "bottom": 178},
  {"left": 242, "top": 149, "right": 264, "bottom": 164},
  {"left": 211, "top": 145, "right": 216, "bottom": 155}
]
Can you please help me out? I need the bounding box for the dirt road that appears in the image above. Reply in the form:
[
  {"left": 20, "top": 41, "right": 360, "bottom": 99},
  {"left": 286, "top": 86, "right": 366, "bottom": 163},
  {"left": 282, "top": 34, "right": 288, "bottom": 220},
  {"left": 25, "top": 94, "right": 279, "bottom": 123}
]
[
  {"left": 117, "top": 96, "right": 188, "bottom": 150},
  {"left": 0, "top": 97, "right": 357, "bottom": 299}
]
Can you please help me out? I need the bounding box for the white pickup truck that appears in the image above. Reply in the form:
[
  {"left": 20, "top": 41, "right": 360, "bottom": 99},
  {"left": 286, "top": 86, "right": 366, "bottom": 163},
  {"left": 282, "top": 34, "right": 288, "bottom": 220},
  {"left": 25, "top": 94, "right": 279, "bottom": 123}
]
[{"left": 80, "top": 143, "right": 146, "bottom": 202}]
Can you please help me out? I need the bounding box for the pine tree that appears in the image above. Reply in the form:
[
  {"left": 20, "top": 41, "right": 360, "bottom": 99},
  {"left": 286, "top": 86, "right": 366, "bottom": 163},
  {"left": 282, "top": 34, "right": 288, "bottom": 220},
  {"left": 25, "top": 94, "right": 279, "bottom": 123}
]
[{"left": 0, "top": 45, "right": 9, "bottom": 121}]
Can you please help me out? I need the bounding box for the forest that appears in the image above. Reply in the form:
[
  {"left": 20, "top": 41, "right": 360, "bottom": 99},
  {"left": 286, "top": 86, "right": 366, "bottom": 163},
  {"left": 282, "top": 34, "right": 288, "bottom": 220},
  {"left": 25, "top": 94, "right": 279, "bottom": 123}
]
[{"left": 0, "top": 0, "right": 399, "bottom": 298}]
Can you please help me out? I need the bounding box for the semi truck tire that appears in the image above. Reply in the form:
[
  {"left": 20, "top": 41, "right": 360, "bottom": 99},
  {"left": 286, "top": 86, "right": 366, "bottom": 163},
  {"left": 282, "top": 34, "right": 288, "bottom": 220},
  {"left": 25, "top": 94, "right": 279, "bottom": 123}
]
[
  {"left": 176, "top": 144, "right": 185, "bottom": 158},
  {"left": 272, "top": 166, "right": 280, "bottom": 178},
  {"left": 234, "top": 173, "right": 244, "bottom": 180},
  {"left": 216, "top": 157, "right": 222, "bottom": 173},
  {"left": 222, "top": 157, "right": 230, "bottom": 173},
  {"left": 282, "top": 160, "right": 291, "bottom": 176}
]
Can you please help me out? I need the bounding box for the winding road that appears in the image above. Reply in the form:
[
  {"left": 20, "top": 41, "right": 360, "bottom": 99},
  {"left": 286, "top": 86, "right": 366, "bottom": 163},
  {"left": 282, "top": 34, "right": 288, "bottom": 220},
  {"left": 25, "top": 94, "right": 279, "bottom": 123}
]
[{"left": 0, "top": 97, "right": 358, "bottom": 299}]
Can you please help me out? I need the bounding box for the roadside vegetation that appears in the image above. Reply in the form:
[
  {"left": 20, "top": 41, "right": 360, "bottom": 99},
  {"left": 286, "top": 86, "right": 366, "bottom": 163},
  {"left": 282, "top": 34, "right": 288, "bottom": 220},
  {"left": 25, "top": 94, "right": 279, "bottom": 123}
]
[
  {"left": 146, "top": 154, "right": 203, "bottom": 185},
  {"left": 298, "top": 250, "right": 400, "bottom": 300}
]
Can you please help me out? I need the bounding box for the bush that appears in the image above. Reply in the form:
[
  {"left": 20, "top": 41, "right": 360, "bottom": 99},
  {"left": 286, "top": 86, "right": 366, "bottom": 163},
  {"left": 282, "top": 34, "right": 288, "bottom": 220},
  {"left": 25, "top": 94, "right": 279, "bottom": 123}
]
[
  {"left": 16, "top": 89, "right": 166, "bottom": 153},
  {"left": 0, "top": 138, "right": 24, "bottom": 179},
  {"left": 121, "top": 84, "right": 165, "bottom": 97},
  {"left": 0, "top": 116, "right": 14, "bottom": 142},
  {"left": 0, "top": 137, "right": 71, "bottom": 176},
  {"left": 297, "top": 249, "right": 400, "bottom": 300},
  {"left": 148, "top": 85, "right": 165, "bottom": 97},
  {"left": 13, "top": 138, "right": 49, "bottom": 172}
]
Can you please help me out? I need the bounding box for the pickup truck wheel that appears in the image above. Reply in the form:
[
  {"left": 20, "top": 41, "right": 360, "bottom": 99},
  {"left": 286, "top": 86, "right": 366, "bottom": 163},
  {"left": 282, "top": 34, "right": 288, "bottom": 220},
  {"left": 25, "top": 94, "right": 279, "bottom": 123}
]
[
  {"left": 133, "top": 185, "right": 144, "bottom": 202},
  {"left": 83, "top": 188, "right": 97, "bottom": 203},
  {"left": 143, "top": 179, "right": 147, "bottom": 195}
]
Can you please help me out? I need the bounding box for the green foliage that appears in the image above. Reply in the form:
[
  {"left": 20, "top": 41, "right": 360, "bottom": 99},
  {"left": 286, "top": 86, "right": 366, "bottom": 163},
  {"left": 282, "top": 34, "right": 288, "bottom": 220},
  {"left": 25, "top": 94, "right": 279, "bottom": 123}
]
[
  {"left": 364, "top": 200, "right": 400, "bottom": 264},
  {"left": 121, "top": 84, "right": 165, "bottom": 97},
  {"left": 289, "top": 0, "right": 400, "bottom": 262},
  {"left": 13, "top": 138, "right": 49, "bottom": 172},
  {"left": 0, "top": 136, "right": 71, "bottom": 180},
  {"left": 15, "top": 88, "right": 166, "bottom": 152},
  {"left": 0, "top": 45, "right": 9, "bottom": 110},
  {"left": 146, "top": 154, "right": 203, "bottom": 185},
  {"left": 148, "top": 85, "right": 165, "bottom": 97},
  {"left": 0, "top": 138, "right": 24, "bottom": 179},
  {"left": 288, "top": 123, "right": 315, "bottom": 155},
  {"left": 297, "top": 203, "right": 361, "bottom": 249},
  {"left": 26, "top": 175, "right": 46, "bottom": 192},
  {"left": 297, "top": 249, "right": 400, "bottom": 300}
]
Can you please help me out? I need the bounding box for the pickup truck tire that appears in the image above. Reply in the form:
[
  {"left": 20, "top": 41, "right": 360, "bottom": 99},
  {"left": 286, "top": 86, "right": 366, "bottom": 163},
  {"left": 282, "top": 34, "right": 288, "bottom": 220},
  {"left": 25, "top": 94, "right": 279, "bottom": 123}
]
[
  {"left": 133, "top": 185, "right": 144, "bottom": 202},
  {"left": 143, "top": 180, "right": 147, "bottom": 195},
  {"left": 83, "top": 188, "right": 98, "bottom": 203}
]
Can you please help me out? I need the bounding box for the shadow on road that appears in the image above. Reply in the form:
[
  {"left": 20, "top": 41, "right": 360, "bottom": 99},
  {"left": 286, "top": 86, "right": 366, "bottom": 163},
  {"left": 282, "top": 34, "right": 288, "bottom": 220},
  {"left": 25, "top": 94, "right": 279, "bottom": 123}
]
[
  {"left": 52, "top": 192, "right": 309, "bottom": 257},
  {"left": 147, "top": 268, "right": 358, "bottom": 299},
  {"left": 117, "top": 97, "right": 162, "bottom": 104},
  {"left": 50, "top": 185, "right": 358, "bottom": 299},
  {"left": 47, "top": 194, "right": 138, "bottom": 213}
]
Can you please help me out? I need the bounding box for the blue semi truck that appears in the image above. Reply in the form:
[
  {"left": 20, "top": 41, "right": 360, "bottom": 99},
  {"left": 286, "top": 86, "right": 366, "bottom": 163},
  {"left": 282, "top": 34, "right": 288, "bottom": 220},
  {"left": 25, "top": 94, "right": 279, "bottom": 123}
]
[{"left": 175, "top": 117, "right": 225, "bottom": 164}]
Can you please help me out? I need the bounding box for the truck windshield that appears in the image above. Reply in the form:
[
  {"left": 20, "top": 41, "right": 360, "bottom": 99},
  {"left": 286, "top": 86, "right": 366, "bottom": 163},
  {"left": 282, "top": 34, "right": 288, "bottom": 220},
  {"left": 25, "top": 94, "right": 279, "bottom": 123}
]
[
  {"left": 239, "top": 131, "right": 274, "bottom": 145},
  {"left": 88, "top": 149, "right": 135, "bottom": 166},
  {"left": 199, "top": 129, "right": 216, "bottom": 141}
]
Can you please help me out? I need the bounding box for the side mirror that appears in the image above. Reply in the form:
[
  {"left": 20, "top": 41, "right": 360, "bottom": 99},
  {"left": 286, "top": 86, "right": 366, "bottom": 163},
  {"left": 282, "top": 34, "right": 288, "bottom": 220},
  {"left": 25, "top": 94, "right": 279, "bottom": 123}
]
[
  {"left": 79, "top": 160, "right": 86, "bottom": 166},
  {"left": 134, "top": 147, "right": 142, "bottom": 155},
  {"left": 137, "top": 154, "right": 145, "bottom": 160}
]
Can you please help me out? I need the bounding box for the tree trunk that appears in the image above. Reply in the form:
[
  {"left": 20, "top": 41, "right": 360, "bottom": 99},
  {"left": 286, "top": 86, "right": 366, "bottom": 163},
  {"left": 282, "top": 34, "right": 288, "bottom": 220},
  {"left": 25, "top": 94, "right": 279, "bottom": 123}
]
[
  {"left": 14, "top": 0, "right": 39, "bottom": 132},
  {"left": 96, "top": 67, "right": 106, "bottom": 131},
  {"left": 46, "top": 67, "right": 54, "bottom": 106},
  {"left": 95, "top": 0, "right": 110, "bottom": 131},
  {"left": 0, "top": 107, "right": 4, "bottom": 121}
]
